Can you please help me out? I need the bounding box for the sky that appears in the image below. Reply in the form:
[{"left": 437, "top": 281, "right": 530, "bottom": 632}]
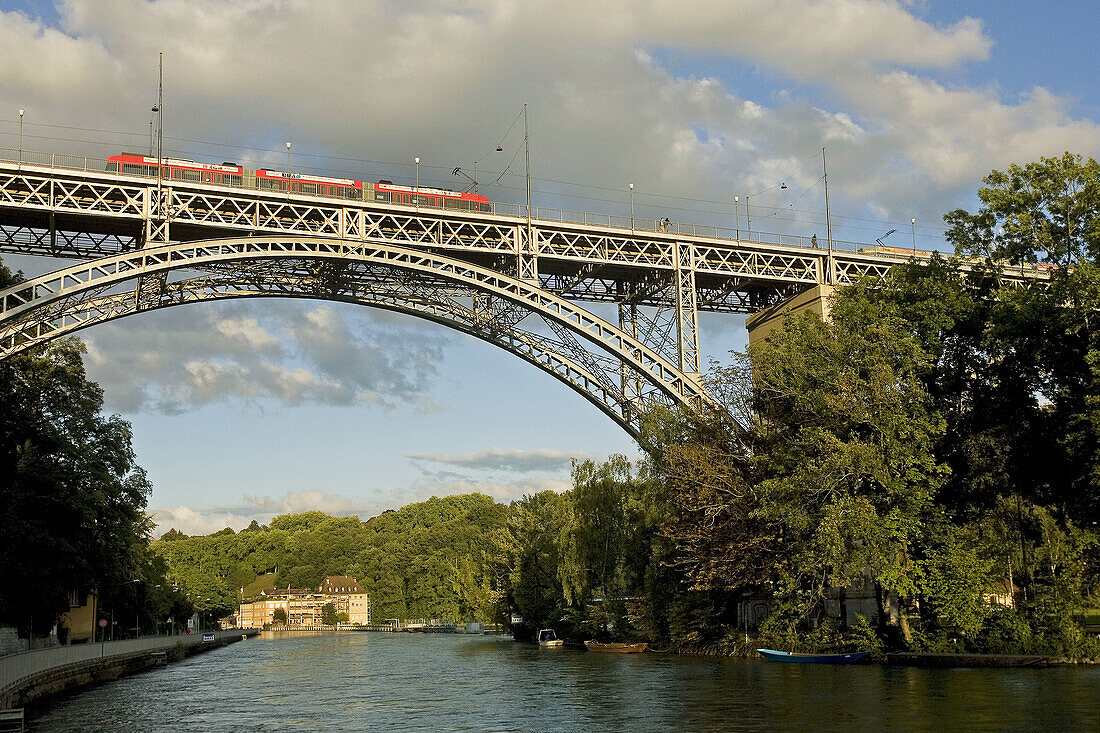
[{"left": 0, "top": 0, "right": 1097, "bottom": 536}]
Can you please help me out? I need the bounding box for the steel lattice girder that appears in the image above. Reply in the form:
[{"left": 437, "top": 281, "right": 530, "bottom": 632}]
[
  {"left": 0, "top": 165, "right": 1052, "bottom": 294},
  {"left": 0, "top": 237, "right": 710, "bottom": 434}
]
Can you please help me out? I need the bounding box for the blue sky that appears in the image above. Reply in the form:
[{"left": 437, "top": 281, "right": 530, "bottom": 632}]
[{"left": 1, "top": 0, "right": 1097, "bottom": 534}]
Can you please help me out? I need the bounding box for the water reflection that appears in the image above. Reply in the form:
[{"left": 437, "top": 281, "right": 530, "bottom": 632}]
[{"left": 28, "top": 632, "right": 1100, "bottom": 732}]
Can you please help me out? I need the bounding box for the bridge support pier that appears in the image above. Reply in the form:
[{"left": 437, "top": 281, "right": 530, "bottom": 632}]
[{"left": 745, "top": 283, "right": 835, "bottom": 350}]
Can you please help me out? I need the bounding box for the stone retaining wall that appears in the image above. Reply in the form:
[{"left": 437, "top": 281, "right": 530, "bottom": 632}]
[{"left": 0, "top": 630, "right": 257, "bottom": 709}]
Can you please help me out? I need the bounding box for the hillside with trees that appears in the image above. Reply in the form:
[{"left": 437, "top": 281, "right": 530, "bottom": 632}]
[{"left": 152, "top": 494, "right": 508, "bottom": 623}]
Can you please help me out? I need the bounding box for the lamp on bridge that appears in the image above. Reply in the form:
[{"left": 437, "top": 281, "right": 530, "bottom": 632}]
[
  {"left": 911, "top": 217, "right": 917, "bottom": 256},
  {"left": 629, "top": 182, "right": 634, "bottom": 232},
  {"left": 733, "top": 196, "right": 740, "bottom": 240},
  {"left": 17, "top": 108, "right": 24, "bottom": 168},
  {"left": 414, "top": 156, "right": 420, "bottom": 210}
]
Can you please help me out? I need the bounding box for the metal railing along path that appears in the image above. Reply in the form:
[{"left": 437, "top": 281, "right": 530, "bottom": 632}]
[{"left": 0, "top": 630, "right": 252, "bottom": 695}]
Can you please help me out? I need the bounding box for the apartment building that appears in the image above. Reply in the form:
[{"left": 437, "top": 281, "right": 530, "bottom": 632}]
[{"left": 238, "top": 575, "right": 371, "bottom": 628}]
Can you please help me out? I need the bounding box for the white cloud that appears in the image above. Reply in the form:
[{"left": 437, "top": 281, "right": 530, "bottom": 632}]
[
  {"left": 151, "top": 489, "right": 376, "bottom": 536},
  {"left": 398, "top": 476, "right": 573, "bottom": 504},
  {"left": 80, "top": 300, "right": 448, "bottom": 413},
  {"left": 241, "top": 490, "right": 372, "bottom": 515},
  {"left": 407, "top": 447, "right": 592, "bottom": 473}
]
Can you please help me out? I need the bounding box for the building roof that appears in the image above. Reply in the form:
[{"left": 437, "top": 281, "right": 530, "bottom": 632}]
[
  {"left": 318, "top": 576, "right": 365, "bottom": 595},
  {"left": 258, "top": 588, "right": 313, "bottom": 597}
]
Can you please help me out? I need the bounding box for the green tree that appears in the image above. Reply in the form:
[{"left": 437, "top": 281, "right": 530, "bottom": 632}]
[
  {"left": 0, "top": 257, "right": 152, "bottom": 638},
  {"left": 651, "top": 295, "right": 947, "bottom": 642},
  {"left": 321, "top": 602, "right": 337, "bottom": 626},
  {"left": 944, "top": 152, "right": 1100, "bottom": 525},
  {"left": 272, "top": 608, "right": 287, "bottom": 624},
  {"left": 493, "top": 491, "right": 572, "bottom": 635}
]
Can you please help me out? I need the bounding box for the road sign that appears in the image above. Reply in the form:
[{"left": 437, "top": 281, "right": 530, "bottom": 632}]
[
  {"left": 202, "top": 633, "right": 215, "bottom": 643},
  {"left": 98, "top": 619, "right": 107, "bottom": 628}
]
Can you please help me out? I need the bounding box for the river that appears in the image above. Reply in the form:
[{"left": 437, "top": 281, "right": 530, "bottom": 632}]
[{"left": 27, "top": 631, "right": 1100, "bottom": 731}]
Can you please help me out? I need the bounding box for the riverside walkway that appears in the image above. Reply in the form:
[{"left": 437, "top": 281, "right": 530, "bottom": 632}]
[{"left": 0, "top": 629, "right": 257, "bottom": 709}]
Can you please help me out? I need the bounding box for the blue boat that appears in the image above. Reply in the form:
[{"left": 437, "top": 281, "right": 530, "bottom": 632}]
[{"left": 757, "top": 648, "right": 869, "bottom": 664}]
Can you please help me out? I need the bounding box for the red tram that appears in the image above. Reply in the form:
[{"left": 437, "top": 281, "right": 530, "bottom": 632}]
[{"left": 106, "top": 153, "right": 491, "bottom": 212}]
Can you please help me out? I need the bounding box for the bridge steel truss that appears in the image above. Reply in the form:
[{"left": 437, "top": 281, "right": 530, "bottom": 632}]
[
  {"left": 0, "top": 160, "right": 1014, "bottom": 434},
  {"left": 0, "top": 236, "right": 715, "bottom": 437}
]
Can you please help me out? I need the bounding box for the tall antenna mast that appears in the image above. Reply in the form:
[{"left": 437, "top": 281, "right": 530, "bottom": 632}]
[
  {"left": 153, "top": 53, "right": 164, "bottom": 210},
  {"left": 823, "top": 146, "right": 833, "bottom": 284},
  {"left": 524, "top": 103, "right": 532, "bottom": 261}
]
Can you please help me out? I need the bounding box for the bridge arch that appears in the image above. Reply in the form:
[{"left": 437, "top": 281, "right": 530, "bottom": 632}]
[{"left": 0, "top": 236, "right": 709, "bottom": 437}]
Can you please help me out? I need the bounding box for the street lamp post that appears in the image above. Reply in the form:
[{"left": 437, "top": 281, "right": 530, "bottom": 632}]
[
  {"left": 733, "top": 196, "right": 740, "bottom": 239},
  {"left": 17, "top": 108, "right": 24, "bottom": 168},
  {"left": 911, "top": 217, "right": 917, "bottom": 257},
  {"left": 285, "top": 141, "right": 292, "bottom": 196},
  {"left": 414, "top": 156, "right": 420, "bottom": 210},
  {"left": 629, "top": 182, "right": 634, "bottom": 231}
]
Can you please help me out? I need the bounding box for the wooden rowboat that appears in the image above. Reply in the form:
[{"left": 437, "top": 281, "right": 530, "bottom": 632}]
[
  {"left": 757, "top": 648, "right": 869, "bottom": 664},
  {"left": 584, "top": 640, "right": 648, "bottom": 653}
]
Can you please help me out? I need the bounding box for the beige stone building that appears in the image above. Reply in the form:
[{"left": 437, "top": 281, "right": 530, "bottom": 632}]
[{"left": 238, "top": 576, "right": 371, "bottom": 628}]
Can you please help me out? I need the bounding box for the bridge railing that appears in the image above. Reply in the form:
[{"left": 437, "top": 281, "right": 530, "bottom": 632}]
[
  {"left": 0, "top": 146, "right": 879, "bottom": 254},
  {"left": 0, "top": 630, "right": 253, "bottom": 694}
]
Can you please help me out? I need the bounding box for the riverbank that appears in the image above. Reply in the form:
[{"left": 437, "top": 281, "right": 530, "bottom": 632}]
[
  {"left": 647, "top": 638, "right": 1100, "bottom": 667},
  {"left": 0, "top": 629, "right": 257, "bottom": 710}
]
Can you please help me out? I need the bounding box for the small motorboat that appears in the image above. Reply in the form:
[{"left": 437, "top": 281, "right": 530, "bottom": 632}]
[
  {"left": 757, "top": 648, "right": 869, "bottom": 664},
  {"left": 584, "top": 640, "right": 648, "bottom": 653},
  {"left": 537, "top": 629, "right": 564, "bottom": 647}
]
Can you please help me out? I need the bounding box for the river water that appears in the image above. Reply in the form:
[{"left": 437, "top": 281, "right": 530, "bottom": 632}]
[{"left": 28, "top": 632, "right": 1100, "bottom": 731}]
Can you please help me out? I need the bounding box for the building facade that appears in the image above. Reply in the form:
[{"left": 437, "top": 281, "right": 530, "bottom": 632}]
[{"left": 238, "top": 576, "right": 371, "bottom": 628}]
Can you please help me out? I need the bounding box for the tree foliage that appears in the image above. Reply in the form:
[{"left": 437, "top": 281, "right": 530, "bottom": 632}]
[
  {"left": 639, "top": 153, "right": 1100, "bottom": 655},
  {"left": 0, "top": 258, "right": 155, "bottom": 637},
  {"left": 152, "top": 494, "right": 508, "bottom": 623}
]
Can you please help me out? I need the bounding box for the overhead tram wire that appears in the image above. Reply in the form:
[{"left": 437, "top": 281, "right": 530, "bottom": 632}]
[
  {"left": 13, "top": 130, "right": 947, "bottom": 241},
  {"left": 4, "top": 118, "right": 951, "bottom": 242}
]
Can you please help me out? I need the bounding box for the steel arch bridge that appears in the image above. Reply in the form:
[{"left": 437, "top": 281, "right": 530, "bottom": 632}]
[
  {"left": 0, "top": 235, "right": 708, "bottom": 437},
  {"left": 0, "top": 152, "right": 1042, "bottom": 435}
]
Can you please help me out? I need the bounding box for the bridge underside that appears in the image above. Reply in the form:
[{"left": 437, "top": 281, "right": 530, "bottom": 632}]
[
  {"left": 0, "top": 212, "right": 807, "bottom": 315},
  {"left": 0, "top": 237, "right": 714, "bottom": 437}
]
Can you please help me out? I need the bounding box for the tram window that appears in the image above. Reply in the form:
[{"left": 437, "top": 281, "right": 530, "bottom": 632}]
[
  {"left": 300, "top": 183, "right": 317, "bottom": 195},
  {"left": 225, "top": 175, "right": 242, "bottom": 186},
  {"left": 182, "top": 170, "right": 200, "bottom": 182},
  {"left": 258, "top": 179, "right": 279, "bottom": 190},
  {"left": 122, "top": 163, "right": 144, "bottom": 175},
  {"left": 374, "top": 192, "right": 389, "bottom": 202}
]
